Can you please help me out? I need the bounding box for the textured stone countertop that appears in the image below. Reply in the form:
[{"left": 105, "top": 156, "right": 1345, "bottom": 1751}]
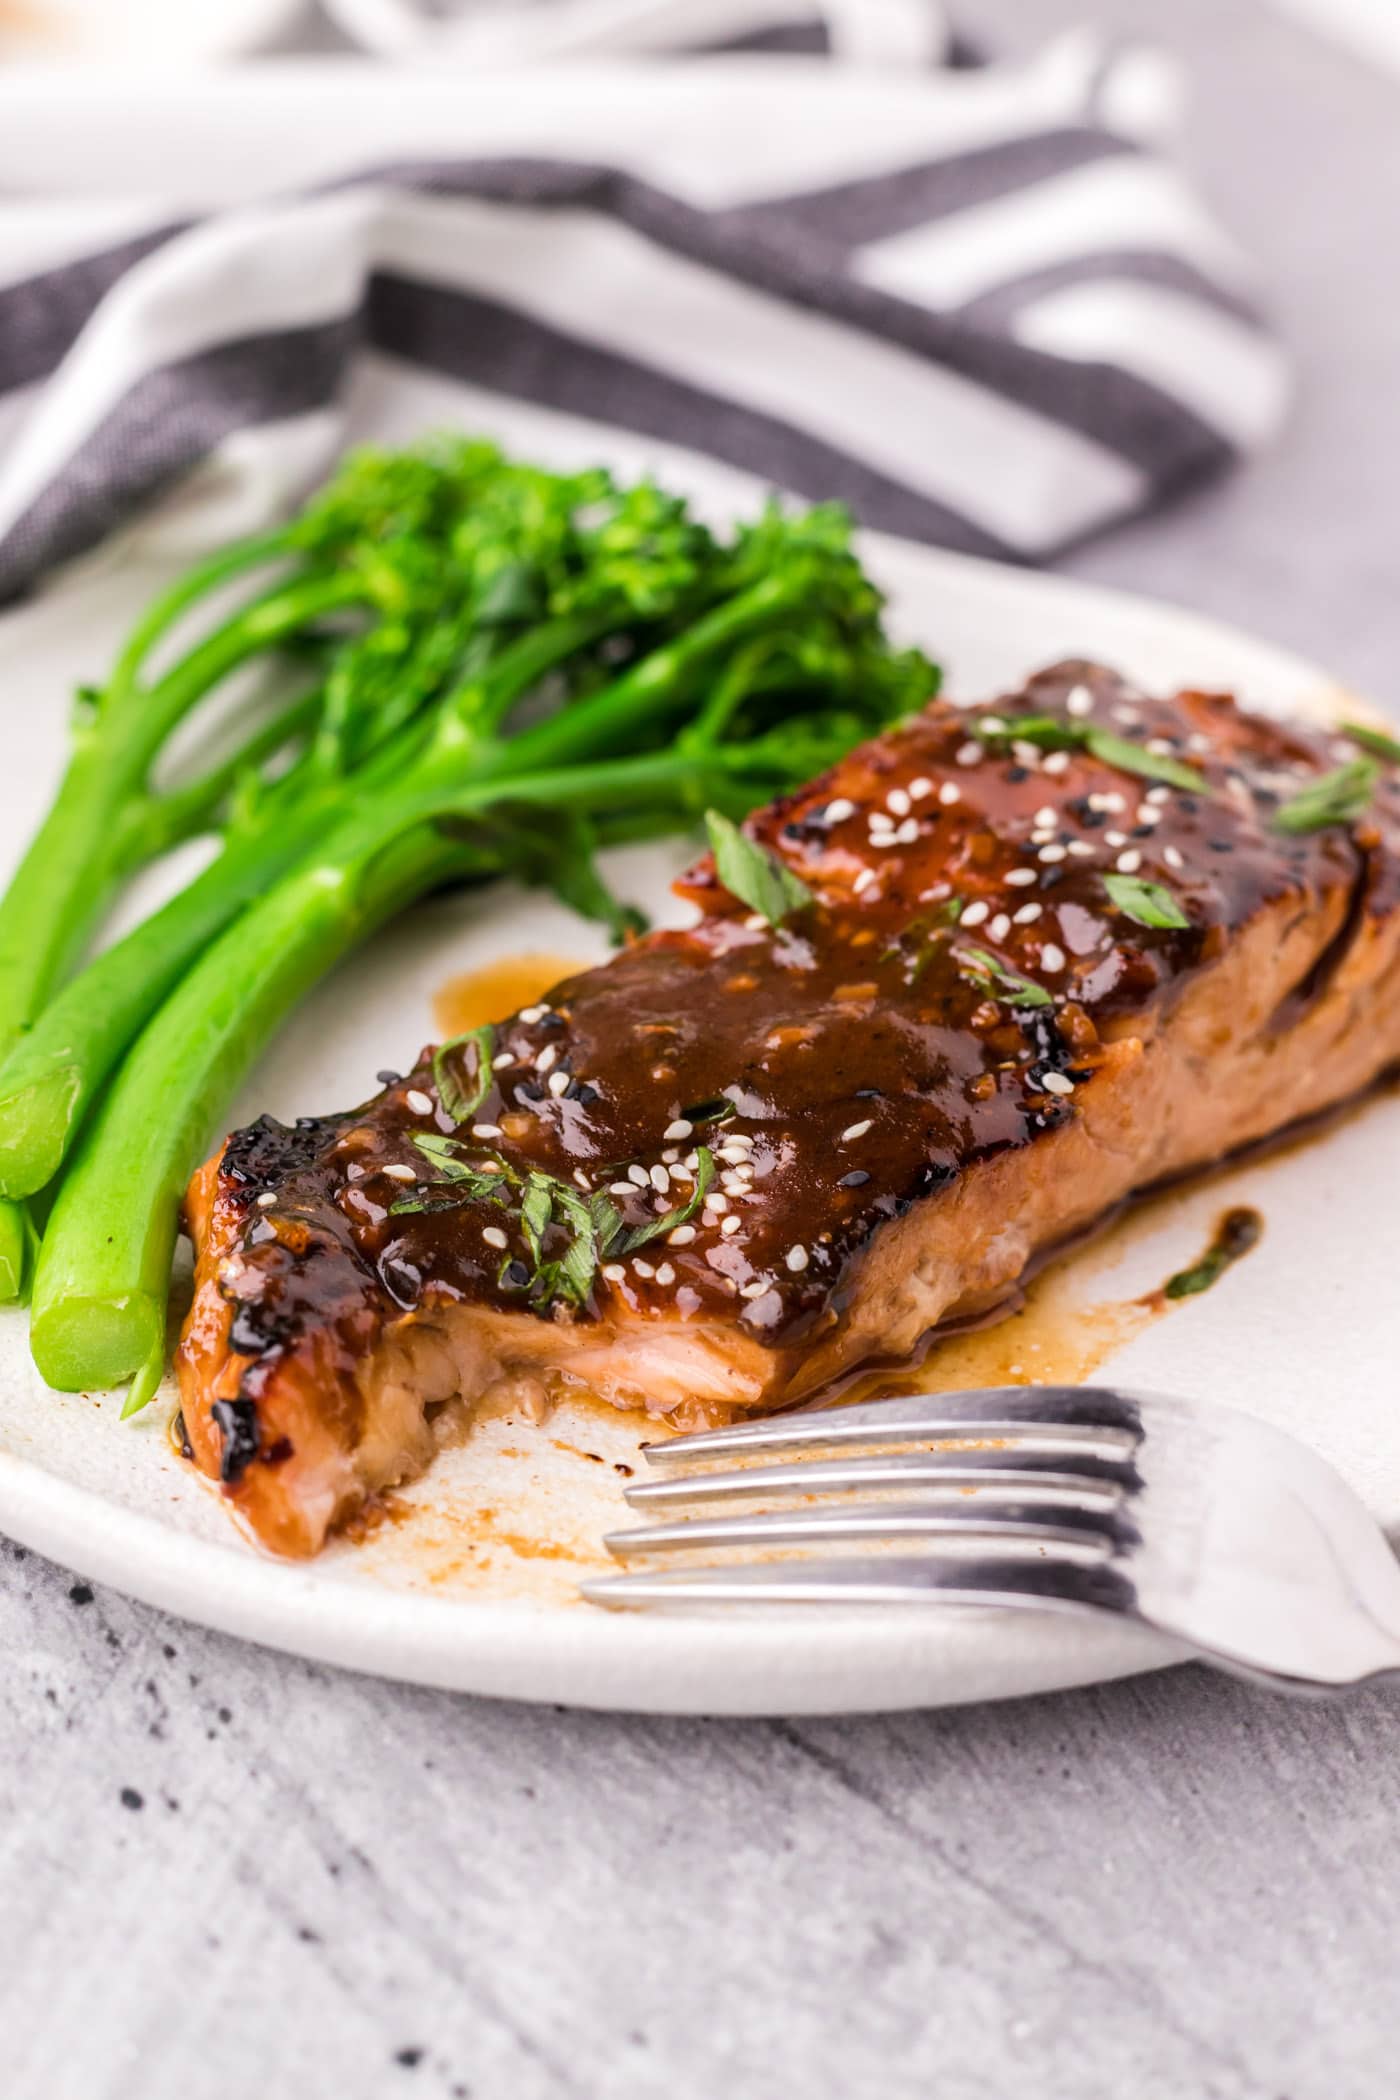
[{"left": 4, "top": 4, "right": 1400, "bottom": 2096}]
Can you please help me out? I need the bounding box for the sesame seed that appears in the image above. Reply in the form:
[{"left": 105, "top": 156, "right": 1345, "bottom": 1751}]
[
  {"left": 650, "top": 1164, "right": 670, "bottom": 1193},
  {"left": 853, "top": 868, "right": 876, "bottom": 896},
  {"left": 492, "top": 1051, "right": 515, "bottom": 1070},
  {"left": 886, "top": 787, "right": 911, "bottom": 817},
  {"left": 1042, "top": 751, "right": 1070, "bottom": 776},
  {"left": 1041, "top": 1071, "right": 1075, "bottom": 1096},
  {"left": 740, "top": 1280, "right": 769, "bottom": 1300},
  {"left": 1147, "top": 786, "right": 1171, "bottom": 805},
  {"left": 892, "top": 818, "right": 918, "bottom": 844},
  {"left": 721, "top": 1171, "right": 748, "bottom": 1194},
  {"left": 574, "top": 1170, "right": 591, "bottom": 1191},
  {"left": 471, "top": 1122, "right": 503, "bottom": 1140},
  {"left": 744, "top": 913, "right": 767, "bottom": 932},
  {"left": 956, "top": 741, "right": 982, "bottom": 767},
  {"left": 482, "top": 1225, "right": 508, "bottom": 1251},
  {"left": 255, "top": 1191, "right": 276, "bottom": 1208},
  {"left": 518, "top": 1005, "right": 547, "bottom": 1024},
  {"left": 664, "top": 1118, "right": 693, "bottom": 1141},
  {"left": 547, "top": 1071, "right": 571, "bottom": 1097},
  {"left": 609, "top": 1182, "right": 634, "bottom": 1198},
  {"left": 1038, "top": 842, "right": 1066, "bottom": 864},
  {"left": 869, "top": 811, "right": 895, "bottom": 834},
  {"left": 824, "top": 798, "right": 855, "bottom": 826},
  {"left": 1089, "top": 791, "right": 1125, "bottom": 813},
  {"left": 634, "top": 1259, "right": 656, "bottom": 1280},
  {"left": 841, "top": 1119, "right": 873, "bottom": 1142},
  {"left": 722, "top": 1216, "right": 742, "bottom": 1237},
  {"left": 684, "top": 1151, "right": 700, "bottom": 1170},
  {"left": 405, "top": 1088, "right": 434, "bottom": 1116},
  {"left": 662, "top": 1147, "right": 679, "bottom": 1164},
  {"left": 1136, "top": 803, "right": 1162, "bottom": 826},
  {"left": 979, "top": 715, "right": 1007, "bottom": 737},
  {"left": 1013, "top": 901, "right": 1043, "bottom": 924},
  {"left": 1116, "top": 849, "right": 1143, "bottom": 874},
  {"left": 1012, "top": 741, "right": 1043, "bottom": 770},
  {"left": 961, "top": 900, "right": 990, "bottom": 928},
  {"left": 654, "top": 1263, "right": 676, "bottom": 1287},
  {"left": 716, "top": 1143, "right": 749, "bottom": 1164},
  {"left": 1164, "top": 845, "right": 1185, "bottom": 870},
  {"left": 706, "top": 1191, "right": 729, "bottom": 1214},
  {"left": 909, "top": 777, "right": 933, "bottom": 801},
  {"left": 786, "top": 1244, "right": 810, "bottom": 1273},
  {"left": 1066, "top": 684, "right": 1094, "bottom": 717},
  {"left": 536, "top": 1043, "right": 557, "bottom": 1074},
  {"left": 384, "top": 1163, "right": 417, "bottom": 1182},
  {"left": 1187, "top": 733, "right": 1212, "bottom": 755},
  {"left": 938, "top": 781, "right": 961, "bottom": 806},
  {"left": 1033, "top": 805, "right": 1057, "bottom": 828},
  {"left": 668, "top": 1224, "right": 697, "bottom": 1246},
  {"left": 1006, "top": 867, "right": 1038, "bottom": 887},
  {"left": 345, "top": 1163, "right": 364, "bottom": 1182},
  {"left": 603, "top": 1264, "right": 626, "bottom": 1284},
  {"left": 1146, "top": 738, "right": 1174, "bottom": 757},
  {"left": 1104, "top": 830, "right": 1128, "bottom": 849},
  {"left": 1067, "top": 840, "right": 1095, "bottom": 858},
  {"left": 627, "top": 1165, "right": 648, "bottom": 1188},
  {"left": 1041, "top": 942, "right": 1067, "bottom": 972},
  {"left": 989, "top": 913, "right": 1011, "bottom": 942}
]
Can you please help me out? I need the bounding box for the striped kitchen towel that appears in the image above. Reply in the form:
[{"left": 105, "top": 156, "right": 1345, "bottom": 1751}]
[{"left": 0, "top": 23, "right": 1288, "bottom": 601}]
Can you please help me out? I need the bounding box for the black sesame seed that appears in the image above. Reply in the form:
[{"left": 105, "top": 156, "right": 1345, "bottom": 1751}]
[
  {"left": 839, "top": 1169, "right": 871, "bottom": 1188},
  {"left": 1006, "top": 765, "right": 1030, "bottom": 784},
  {"left": 854, "top": 1087, "right": 884, "bottom": 1100},
  {"left": 375, "top": 1069, "right": 402, "bottom": 1087}
]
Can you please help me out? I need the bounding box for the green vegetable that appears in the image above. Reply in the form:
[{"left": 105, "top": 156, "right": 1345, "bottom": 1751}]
[
  {"left": 433, "top": 1027, "right": 497, "bottom": 1126},
  {"left": 21, "top": 446, "right": 937, "bottom": 1401},
  {"left": 1102, "top": 874, "right": 1191, "bottom": 930},
  {"left": 971, "top": 713, "right": 1208, "bottom": 793},
  {"left": 957, "top": 945, "right": 1052, "bottom": 1009},
  {"left": 1164, "top": 1208, "right": 1262, "bottom": 1300},
  {"left": 1340, "top": 721, "right": 1400, "bottom": 765},
  {"left": 703, "top": 808, "right": 814, "bottom": 926},
  {"left": 1273, "top": 759, "right": 1378, "bottom": 835}
]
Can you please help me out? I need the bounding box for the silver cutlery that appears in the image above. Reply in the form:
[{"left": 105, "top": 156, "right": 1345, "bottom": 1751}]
[{"left": 582, "top": 1385, "right": 1400, "bottom": 1692}]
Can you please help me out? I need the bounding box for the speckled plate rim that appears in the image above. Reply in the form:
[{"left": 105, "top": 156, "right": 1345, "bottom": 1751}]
[{"left": 0, "top": 533, "right": 1368, "bottom": 1715}]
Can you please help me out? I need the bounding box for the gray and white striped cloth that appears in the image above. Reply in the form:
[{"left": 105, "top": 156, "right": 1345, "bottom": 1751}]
[{"left": 0, "top": 19, "right": 1288, "bottom": 602}]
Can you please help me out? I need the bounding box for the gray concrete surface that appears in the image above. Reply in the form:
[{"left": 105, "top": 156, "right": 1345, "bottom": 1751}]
[{"left": 4, "top": 5, "right": 1400, "bottom": 2096}]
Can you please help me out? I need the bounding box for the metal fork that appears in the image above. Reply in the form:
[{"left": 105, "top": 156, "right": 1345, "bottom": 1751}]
[{"left": 581, "top": 1386, "right": 1400, "bottom": 1691}]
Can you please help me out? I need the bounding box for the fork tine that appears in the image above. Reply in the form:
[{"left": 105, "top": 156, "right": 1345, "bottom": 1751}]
[
  {"left": 604, "top": 1498, "right": 1118, "bottom": 1560},
  {"left": 581, "top": 1552, "right": 1133, "bottom": 1612},
  {"left": 641, "top": 1384, "right": 1145, "bottom": 1467},
  {"left": 624, "top": 1451, "right": 1131, "bottom": 1510}
]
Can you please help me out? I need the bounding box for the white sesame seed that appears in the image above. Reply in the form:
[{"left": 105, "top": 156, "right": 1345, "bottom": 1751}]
[
  {"left": 869, "top": 810, "right": 895, "bottom": 834},
  {"left": 716, "top": 1143, "right": 749, "bottom": 1164},
  {"left": 1013, "top": 901, "right": 1043, "bottom": 924},
  {"left": 1114, "top": 707, "right": 1142, "bottom": 728},
  {"left": 740, "top": 1280, "right": 769, "bottom": 1300},
  {"left": 938, "top": 781, "right": 961, "bottom": 806},
  {"left": 1012, "top": 741, "right": 1043, "bottom": 770},
  {"left": 345, "top": 1163, "right": 364, "bottom": 1182},
  {"left": 886, "top": 786, "right": 911, "bottom": 817},
  {"left": 1031, "top": 831, "right": 1055, "bottom": 849},
  {"left": 1006, "top": 867, "right": 1038, "bottom": 887},
  {"left": 1147, "top": 786, "right": 1171, "bottom": 805},
  {"left": 1164, "top": 845, "right": 1185, "bottom": 870},
  {"left": 989, "top": 913, "right": 1011, "bottom": 942},
  {"left": 634, "top": 1259, "right": 656, "bottom": 1280},
  {"left": 668, "top": 1224, "right": 697, "bottom": 1246},
  {"left": 961, "top": 900, "right": 990, "bottom": 928},
  {"left": 627, "top": 1165, "right": 648, "bottom": 1188},
  {"left": 744, "top": 913, "right": 767, "bottom": 932},
  {"left": 255, "top": 1191, "right": 276, "bottom": 1208},
  {"left": 650, "top": 1164, "right": 670, "bottom": 1193},
  {"left": 1042, "top": 751, "right": 1071, "bottom": 776},
  {"left": 1041, "top": 942, "right": 1067, "bottom": 972},
  {"left": 1066, "top": 684, "right": 1094, "bottom": 717},
  {"left": 722, "top": 1215, "right": 742, "bottom": 1237},
  {"left": 1145, "top": 737, "right": 1175, "bottom": 757},
  {"left": 535, "top": 1043, "right": 557, "bottom": 1074},
  {"left": 662, "top": 1147, "right": 679, "bottom": 1164},
  {"left": 492, "top": 1051, "right": 515, "bottom": 1070},
  {"left": 1089, "top": 791, "right": 1126, "bottom": 813},
  {"left": 909, "top": 777, "right": 933, "bottom": 801},
  {"left": 684, "top": 1151, "right": 700, "bottom": 1170},
  {"left": 1041, "top": 1071, "right": 1075, "bottom": 1096},
  {"left": 786, "top": 1244, "right": 810, "bottom": 1273},
  {"left": 853, "top": 868, "right": 876, "bottom": 895},
  {"left": 482, "top": 1225, "right": 508, "bottom": 1250},
  {"left": 405, "top": 1088, "right": 433, "bottom": 1116},
  {"left": 1136, "top": 803, "right": 1162, "bottom": 826},
  {"left": 892, "top": 818, "right": 917, "bottom": 845},
  {"left": 956, "top": 741, "right": 982, "bottom": 767},
  {"left": 609, "top": 1182, "right": 634, "bottom": 1198},
  {"left": 471, "top": 1122, "right": 503, "bottom": 1140},
  {"left": 841, "top": 1119, "right": 873, "bottom": 1142},
  {"left": 1187, "top": 732, "right": 1212, "bottom": 755},
  {"left": 547, "top": 1071, "right": 571, "bottom": 1097},
  {"left": 1116, "top": 849, "right": 1143, "bottom": 874},
  {"left": 384, "top": 1163, "right": 417, "bottom": 1182},
  {"left": 1067, "top": 840, "right": 1095, "bottom": 858},
  {"left": 664, "top": 1118, "right": 693, "bottom": 1141},
  {"left": 1038, "top": 842, "right": 1066, "bottom": 864},
  {"left": 574, "top": 1170, "right": 592, "bottom": 1191},
  {"left": 603, "top": 1264, "right": 626, "bottom": 1284},
  {"left": 705, "top": 1191, "right": 729, "bottom": 1214},
  {"left": 518, "top": 1005, "right": 547, "bottom": 1024},
  {"left": 721, "top": 1171, "right": 748, "bottom": 1194},
  {"left": 979, "top": 715, "right": 1007, "bottom": 737},
  {"left": 654, "top": 1263, "right": 676, "bottom": 1287},
  {"left": 1104, "top": 830, "right": 1128, "bottom": 849},
  {"left": 824, "top": 798, "right": 855, "bottom": 824},
  {"left": 1033, "top": 805, "right": 1057, "bottom": 828}
]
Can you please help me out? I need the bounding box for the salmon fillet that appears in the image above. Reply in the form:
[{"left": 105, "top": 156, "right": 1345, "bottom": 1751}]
[{"left": 178, "top": 661, "right": 1400, "bottom": 1556}]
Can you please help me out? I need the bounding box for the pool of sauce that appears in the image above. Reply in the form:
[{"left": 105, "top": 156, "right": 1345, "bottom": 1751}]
[{"left": 433, "top": 953, "right": 587, "bottom": 1040}]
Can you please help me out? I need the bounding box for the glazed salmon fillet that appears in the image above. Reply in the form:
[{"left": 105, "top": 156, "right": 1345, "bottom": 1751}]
[{"left": 178, "top": 661, "right": 1400, "bottom": 1555}]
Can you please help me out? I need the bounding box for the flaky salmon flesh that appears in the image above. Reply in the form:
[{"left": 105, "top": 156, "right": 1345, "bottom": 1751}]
[{"left": 177, "top": 662, "right": 1400, "bottom": 1556}]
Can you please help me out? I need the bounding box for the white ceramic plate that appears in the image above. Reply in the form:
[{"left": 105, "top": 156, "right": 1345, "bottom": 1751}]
[{"left": 0, "top": 525, "right": 1396, "bottom": 1715}]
